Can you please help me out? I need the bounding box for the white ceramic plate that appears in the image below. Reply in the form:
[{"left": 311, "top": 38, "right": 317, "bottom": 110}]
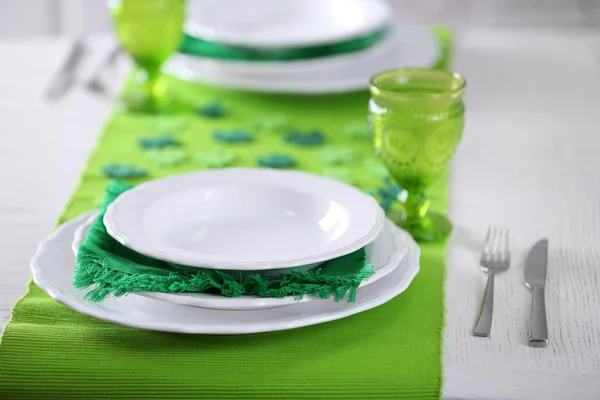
[
  {"left": 32, "top": 213, "right": 420, "bottom": 334},
  {"left": 164, "top": 20, "right": 439, "bottom": 94},
  {"left": 185, "top": 0, "right": 391, "bottom": 49},
  {"left": 104, "top": 169, "right": 385, "bottom": 270},
  {"left": 73, "top": 212, "right": 407, "bottom": 310}
]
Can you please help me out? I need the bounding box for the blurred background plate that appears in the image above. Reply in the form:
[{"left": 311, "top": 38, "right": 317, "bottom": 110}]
[
  {"left": 164, "top": 20, "right": 440, "bottom": 94},
  {"left": 184, "top": 0, "right": 392, "bottom": 49},
  {"left": 169, "top": 18, "right": 437, "bottom": 77}
]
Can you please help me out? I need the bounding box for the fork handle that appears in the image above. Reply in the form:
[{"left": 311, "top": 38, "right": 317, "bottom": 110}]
[{"left": 473, "top": 272, "right": 495, "bottom": 337}]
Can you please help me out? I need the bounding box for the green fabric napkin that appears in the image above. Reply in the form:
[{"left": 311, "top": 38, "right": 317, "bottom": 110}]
[
  {"left": 0, "top": 27, "right": 452, "bottom": 399},
  {"left": 75, "top": 181, "right": 374, "bottom": 302},
  {"left": 179, "top": 29, "right": 387, "bottom": 61}
]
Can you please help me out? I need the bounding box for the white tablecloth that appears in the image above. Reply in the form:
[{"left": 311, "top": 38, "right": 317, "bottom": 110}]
[{"left": 1, "top": 30, "right": 599, "bottom": 399}]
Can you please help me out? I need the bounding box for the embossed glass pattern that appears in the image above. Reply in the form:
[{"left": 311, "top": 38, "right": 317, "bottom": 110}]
[{"left": 369, "top": 68, "right": 465, "bottom": 241}]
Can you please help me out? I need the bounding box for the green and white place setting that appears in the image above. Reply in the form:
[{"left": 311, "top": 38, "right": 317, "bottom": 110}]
[
  {"left": 3, "top": 2, "right": 600, "bottom": 399},
  {"left": 1, "top": 0, "right": 457, "bottom": 399}
]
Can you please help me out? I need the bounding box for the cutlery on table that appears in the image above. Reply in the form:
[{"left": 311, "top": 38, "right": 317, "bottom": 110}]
[
  {"left": 45, "top": 38, "right": 87, "bottom": 100},
  {"left": 85, "top": 45, "right": 122, "bottom": 94},
  {"left": 473, "top": 227, "right": 510, "bottom": 338},
  {"left": 524, "top": 239, "right": 549, "bottom": 347}
]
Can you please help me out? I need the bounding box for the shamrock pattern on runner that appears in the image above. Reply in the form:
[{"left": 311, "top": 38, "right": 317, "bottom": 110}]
[
  {"left": 145, "top": 148, "right": 188, "bottom": 167},
  {"left": 316, "top": 146, "right": 358, "bottom": 165},
  {"left": 257, "top": 153, "right": 297, "bottom": 169},
  {"left": 196, "top": 101, "right": 227, "bottom": 119},
  {"left": 213, "top": 129, "right": 254, "bottom": 143},
  {"left": 248, "top": 114, "right": 290, "bottom": 133},
  {"left": 101, "top": 163, "right": 147, "bottom": 179},
  {"left": 196, "top": 149, "right": 237, "bottom": 168},
  {"left": 138, "top": 134, "right": 181, "bottom": 149},
  {"left": 283, "top": 129, "right": 325, "bottom": 147}
]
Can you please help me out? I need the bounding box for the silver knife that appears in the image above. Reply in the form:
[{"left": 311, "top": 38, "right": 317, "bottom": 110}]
[
  {"left": 45, "top": 38, "right": 86, "bottom": 100},
  {"left": 85, "top": 45, "right": 122, "bottom": 94},
  {"left": 524, "top": 239, "right": 549, "bottom": 347}
]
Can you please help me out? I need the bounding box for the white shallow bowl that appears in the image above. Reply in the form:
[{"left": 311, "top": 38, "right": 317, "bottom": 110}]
[
  {"left": 73, "top": 212, "right": 320, "bottom": 278},
  {"left": 32, "top": 213, "right": 420, "bottom": 334},
  {"left": 165, "top": 19, "right": 439, "bottom": 94},
  {"left": 185, "top": 0, "right": 391, "bottom": 49},
  {"left": 104, "top": 168, "right": 385, "bottom": 270},
  {"left": 73, "top": 212, "right": 408, "bottom": 310}
]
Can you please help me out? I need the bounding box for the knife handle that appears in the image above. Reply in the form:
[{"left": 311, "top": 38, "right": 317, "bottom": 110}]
[{"left": 529, "top": 286, "right": 549, "bottom": 347}]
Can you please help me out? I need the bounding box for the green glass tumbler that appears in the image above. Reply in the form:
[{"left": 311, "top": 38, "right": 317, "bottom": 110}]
[
  {"left": 369, "top": 68, "right": 466, "bottom": 242},
  {"left": 109, "top": 0, "right": 185, "bottom": 114}
]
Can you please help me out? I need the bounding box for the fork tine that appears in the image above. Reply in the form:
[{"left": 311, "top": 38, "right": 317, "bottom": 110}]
[
  {"left": 503, "top": 228, "right": 510, "bottom": 261},
  {"left": 492, "top": 227, "right": 509, "bottom": 262},
  {"left": 482, "top": 226, "right": 493, "bottom": 261},
  {"left": 492, "top": 227, "right": 501, "bottom": 261},
  {"left": 496, "top": 227, "right": 504, "bottom": 261}
]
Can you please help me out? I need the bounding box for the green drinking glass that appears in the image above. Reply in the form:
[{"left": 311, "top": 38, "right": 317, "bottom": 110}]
[
  {"left": 109, "top": 0, "right": 185, "bottom": 114},
  {"left": 369, "top": 68, "right": 466, "bottom": 242}
]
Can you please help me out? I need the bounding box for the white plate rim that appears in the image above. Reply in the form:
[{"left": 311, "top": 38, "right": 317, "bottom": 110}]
[
  {"left": 184, "top": 0, "right": 392, "bottom": 50},
  {"left": 72, "top": 212, "right": 407, "bottom": 310},
  {"left": 103, "top": 168, "right": 385, "bottom": 270},
  {"left": 31, "top": 213, "right": 420, "bottom": 335}
]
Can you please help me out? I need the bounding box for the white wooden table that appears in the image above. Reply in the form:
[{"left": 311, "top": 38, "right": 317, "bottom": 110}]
[{"left": 1, "top": 30, "right": 600, "bottom": 400}]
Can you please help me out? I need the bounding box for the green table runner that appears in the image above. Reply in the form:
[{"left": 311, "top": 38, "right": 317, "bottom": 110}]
[{"left": 0, "top": 28, "right": 451, "bottom": 399}]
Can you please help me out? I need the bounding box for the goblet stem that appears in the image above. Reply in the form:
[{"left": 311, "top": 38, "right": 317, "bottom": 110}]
[
  {"left": 137, "top": 65, "right": 161, "bottom": 96},
  {"left": 400, "top": 189, "right": 431, "bottom": 222},
  {"left": 121, "top": 64, "right": 165, "bottom": 114},
  {"left": 388, "top": 187, "right": 451, "bottom": 242}
]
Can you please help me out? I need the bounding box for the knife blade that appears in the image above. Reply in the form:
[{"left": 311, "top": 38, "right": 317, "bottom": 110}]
[
  {"left": 524, "top": 239, "right": 549, "bottom": 347},
  {"left": 45, "top": 38, "right": 86, "bottom": 100},
  {"left": 85, "top": 45, "right": 122, "bottom": 95}
]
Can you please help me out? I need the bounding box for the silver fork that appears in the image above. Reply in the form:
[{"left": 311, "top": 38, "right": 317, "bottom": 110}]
[{"left": 473, "top": 227, "right": 510, "bottom": 337}]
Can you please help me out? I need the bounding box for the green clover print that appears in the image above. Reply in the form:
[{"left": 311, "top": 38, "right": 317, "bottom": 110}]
[
  {"left": 145, "top": 148, "right": 188, "bottom": 167},
  {"left": 196, "top": 149, "right": 237, "bottom": 168}
]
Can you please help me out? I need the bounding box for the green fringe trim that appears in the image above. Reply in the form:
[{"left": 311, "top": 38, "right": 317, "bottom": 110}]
[{"left": 74, "top": 181, "right": 374, "bottom": 303}]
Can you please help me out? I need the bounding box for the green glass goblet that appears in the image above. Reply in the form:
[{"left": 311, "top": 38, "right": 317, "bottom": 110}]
[
  {"left": 108, "top": 0, "right": 185, "bottom": 114},
  {"left": 369, "top": 68, "right": 466, "bottom": 242}
]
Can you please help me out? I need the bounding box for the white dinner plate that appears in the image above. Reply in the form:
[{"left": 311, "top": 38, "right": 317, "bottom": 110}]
[
  {"left": 185, "top": 0, "right": 391, "bottom": 49},
  {"left": 165, "top": 20, "right": 439, "bottom": 94},
  {"left": 104, "top": 169, "right": 385, "bottom": 270},
  {"left": 73, "top": 212, "right": 408, "bottom": 310},
  {"left": 32, "top": 213, "right": 420, "bottom": 334}
]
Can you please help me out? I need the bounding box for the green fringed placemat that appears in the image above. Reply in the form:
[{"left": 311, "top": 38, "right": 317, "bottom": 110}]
[
  {"left": 0, "top": 27, "right": 452, "bottom": 399},
  {"left": 75, "top": 181, "right": 374, "bottom": 302}
]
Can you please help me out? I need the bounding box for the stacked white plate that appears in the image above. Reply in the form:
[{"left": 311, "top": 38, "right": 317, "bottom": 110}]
[
  {"left": 31, "top": 168, "right": 420, "bottom": 334},
  {"left": 163, "top": 0, "right": 440, "bottom": 94}
]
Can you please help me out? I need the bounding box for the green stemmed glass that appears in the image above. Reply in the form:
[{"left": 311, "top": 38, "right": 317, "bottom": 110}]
[
  {"left": 369, "top": 68, "right": 466, "bottom": 242},
  {"left": 108, "top": 0, "right": 185, "bottom": 113}
]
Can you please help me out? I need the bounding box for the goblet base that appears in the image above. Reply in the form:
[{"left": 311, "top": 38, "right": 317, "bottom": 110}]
[
  {"left": 115, "top": 93, "right": 162, "bottom": 114},
  {"left": 388, "top": 210, "right": 452, "bottom": 242}
]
